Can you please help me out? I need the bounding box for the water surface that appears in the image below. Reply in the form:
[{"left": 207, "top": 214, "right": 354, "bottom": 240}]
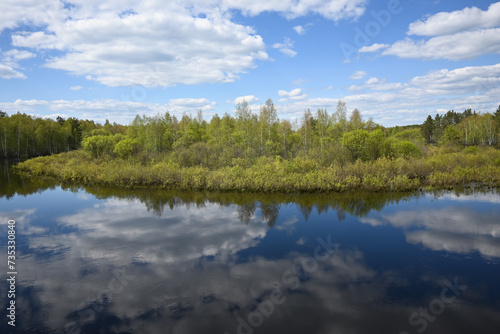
[{"left": 1, "top": 161, "right": 500, "bottom": 334}]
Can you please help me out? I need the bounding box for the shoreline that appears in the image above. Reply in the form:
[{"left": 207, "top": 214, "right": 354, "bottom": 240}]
[{"left": 14, "top": 148, "right": 500, "bottom": 193}]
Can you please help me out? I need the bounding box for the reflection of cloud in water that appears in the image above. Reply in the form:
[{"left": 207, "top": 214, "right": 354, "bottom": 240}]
[
  {"left": 53, "top": 198, "right": 269, "bottom": 264},
  {"left": 359, "top": 203, "right": 500, "bottom": 258},
  {"left": 7, "top": 198, "right": 399, "bottom": 333},
  {"left": 406, "top": 230, "right": 500, "bottom": 258},
  {"left": 441, "top": 192, "right": 500, "bottom": 204},
  {"left": 5, "top": 193, "right": 500, "bottom": 333},
  {"left": 0, "top": 208, "right": 46, "bottom": 235}
]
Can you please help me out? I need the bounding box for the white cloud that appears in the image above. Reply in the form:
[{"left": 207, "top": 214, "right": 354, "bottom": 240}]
[
  {"left": 0, "top": 0, "right": 368, "bottom": 88},
  {"left": 349, "top": 71, "right": 367, "bottom": 80},
  {"left": 0, "top": 63, "right": 26, "bottom": 79},
  {"left": 272, "top": 37, "right": 297, "bottom": 57},
  {"left": 363, "top": 3, "right": 500, "bottom": 61},
  {"left": 228, "top": 95, "right": 259, "bottom": 105},
  {"left": 293, "top": 23, "right": 313, "bottom": 35},
  {"left": 7, "top": 2, "right": 269, "bottom": 87},
  {"left": 358, "top": 43, "right": 389, "bottom": 53},
  {"left": 3, "top": 49, "right": 36, "bottom": 62},
  {"left": 2, "top": 61, "right": 499, "bottom": 127},
  {"left": 293, "top": 25, "right": 306, "bottom": 35},
  {"left": 70, "top": 85, "right": 83, "bottom": 91},
  {"left": 275, "top": 63, "right": 500, "bottom": 126},
  {"left": 278, "top": 88, "right": 307, "bottom": 100},
  {"left": 408, "top": 2, "right": 500, "bottom": 36},
  {"left": 222, "top": 0, "right": 367, "bottom": 22},
  {"left": 381, "top": 28, "right": 500, "bottom": 60},
  {"left": 0, "top": 97, "right": 218, "bottom": 124},
  {"left": 278, "top": 88, "right": 302, "bottom": 97},
  {"left": 0, "top": 48, "right": 35, "bottom": 79}
]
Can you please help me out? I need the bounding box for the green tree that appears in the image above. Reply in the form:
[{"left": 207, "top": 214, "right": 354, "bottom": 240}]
[
  {"left": 348, "top": 108, "right": 364, "bottom": 131},
  {"left": 341, "top": 129, "right": 369, "bottom": 161},
  {"left": 421, "top": 115, "right": 434, "bottom": 143},
  {"left": 113, "top": 138, "right": 139, "bottom": 158}
]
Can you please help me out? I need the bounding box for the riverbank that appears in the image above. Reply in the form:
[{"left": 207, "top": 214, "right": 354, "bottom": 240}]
[{"left": 14, "top": 147, "right": 500, "bottom": 192}]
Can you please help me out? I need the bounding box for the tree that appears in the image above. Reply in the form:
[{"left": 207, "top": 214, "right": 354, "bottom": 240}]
[
  {"left": 301, "top": 109, "right": 313, "bottom": 158},
  {"left": 113, "top": 138, "right": 139, "bottom": 158},
  {"left": 421, "top": 115, "right": 434, "bottom": 143},
  {"left": 316, "top": 108, "right": 329, "bottom": 155},
  {"left": 365, "top": 129, "right": 385, "bottom": 160},
  {"left": 341, "top": 129, "right": 369, "bottom": 161},
  {"left": 440, "top": 125, "right": 460, "bottom": 146},
  {"left": 494, "top": 105, "right": 500, "bottom": 132},
  {"left": 348, "top": 108, "right": 364, "bottom": 131},
  {"left": 433, "top": 113, "right": 443, "bottom": 140},
  {"left": 279, "top": 120, "right": 292, "bottom": 159}
]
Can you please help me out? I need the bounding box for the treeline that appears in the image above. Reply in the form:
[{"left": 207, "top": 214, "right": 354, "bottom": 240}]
[
  {"left": 79, "top": 100, "right": 427, "bottom": 167},
  {"left": 420, "top": 107, "right": 500, "bottom": 146},
  {"left": 79, "top": 100, "right": 500, "bottom": 169},
  {"left": 3, "top": 102, "right": 500, "bottom": 165},
  {"left": 15, "top": 100, "right": 500, "bottom": 192},
  {"left": 0, "top": 110, "right": 124, "bottom": 158}
]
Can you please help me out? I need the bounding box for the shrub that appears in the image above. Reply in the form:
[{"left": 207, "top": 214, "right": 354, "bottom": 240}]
[
  {"left": 113, "top": 138, "right": 139, "bottom": 158},
  {"left": 394, "top": 140, "right": 423, "bottom": 159}
]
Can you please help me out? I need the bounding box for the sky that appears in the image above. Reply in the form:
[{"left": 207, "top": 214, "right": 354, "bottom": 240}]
[{"left": 0, "top": 0, "right": 499, "bottom": 126}]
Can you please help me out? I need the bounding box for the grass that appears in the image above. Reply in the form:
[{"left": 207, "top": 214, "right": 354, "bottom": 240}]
[{"left": 14, "top": 146, "right": 500, "bottom": 193}]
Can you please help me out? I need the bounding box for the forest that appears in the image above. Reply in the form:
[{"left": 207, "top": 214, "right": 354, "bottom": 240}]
[{"left": 6, "top": 100, "right": 500, "bottom": 192}]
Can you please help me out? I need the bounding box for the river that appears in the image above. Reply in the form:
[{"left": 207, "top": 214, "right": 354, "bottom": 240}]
[{"left": 1, "top": 160, "right": 499, "bottom": 334}]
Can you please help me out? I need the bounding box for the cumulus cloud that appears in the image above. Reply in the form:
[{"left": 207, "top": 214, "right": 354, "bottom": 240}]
[
  {"left": 70, "top": 85, "right": 83, "bottom": 91},
  {"left": 278, "top": 88, "right": 306, "bottom": 99},
  {"left": 0, "top": 48, "right": 35, "bottom": 79},
  {"left": 0, "top": 63, "right": 26, "bottom": 79},
  {"left": 0, "top": 0, "right": 368, "bottom": 87},
  {"left": 293, "top": 23, "right": 313, "bottom": 35},
  {"left": 0, "top": 97, "right": 218, "bottom": 124},
  {"left": 361, "top": 3, "right": 500, "bottom": 61},
  {"left": 349, "top": 70, "right": 367, "bottom": 80},
  {"left": 275, "top": 62, "right": 500, "bottom": 126},
  {"left": 223, "top": 0, "right": 367, "bottom": 21},
  {"left": 0, "top": 64, "right": 492, "bottom": 126},
  {"left": 381, "top": 29, "right": 500, "bottom": 60},
  {"left": 358, "top": 43, "right": 389, "bottom": 53},
  {"left": 227, "top": 95, "right": 259, "bottom": 105},
  {"left": 293, "top": 25, "right": 306, "bottom": 35},
  {"left": 408, "top": 2, "right": 500, "bottom": 36},
  {"left": 272, "top": 37, "right": 297, "bottom": 57}
]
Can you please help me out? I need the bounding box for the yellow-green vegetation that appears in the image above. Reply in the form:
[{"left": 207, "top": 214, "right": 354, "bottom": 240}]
[
  {"left": 11, "top": 101, "right": 500, "bottom": 192},
  {"left": 15, "top": 146, "right": 500, "bottom": 192}
]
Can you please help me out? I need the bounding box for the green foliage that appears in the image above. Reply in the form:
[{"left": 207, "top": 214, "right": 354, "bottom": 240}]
[
  {"left": 16, "top": 146, "right": 500, "bottom": 193},
  {"left": 341, "top": 129, "right": 369, "bottom": 161},
  {"left": 394, "top": 140, "right": 423, "bottom": 159},
  {"left": 12, "top": 102, "right": 500, "bottom": 193},
  {"left": 393, "top": 128, "right": 425, "bottom": 144},
  {"left": 113, "top": 138, "right": 139, "bottom": 158},
  {"left": 82, "top": 133, "right": 124, "bottom": 158},
  {"left": 0, "top": 112, "right": 97, "bottom": 158}
]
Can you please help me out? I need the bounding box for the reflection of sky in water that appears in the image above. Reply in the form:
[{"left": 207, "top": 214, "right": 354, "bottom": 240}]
[{"left": 0, "top": 187, "right": 499, "bottom": 334}]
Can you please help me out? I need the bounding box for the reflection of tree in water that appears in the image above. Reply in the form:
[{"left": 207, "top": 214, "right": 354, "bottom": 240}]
[
  {"left": 260, "top": 203, "right": 279, "bottom": 227},
  {"left": 237, "top": 202, "right": 256, "bottom": 225},
  {"left": 0, "top": 159, "right": 58, "bottom": 199},
  {"left": 337, "top": 208, "right": 346, "bottom": 222},
  {"left": 74, "top": 188, "right": 426, "bottom": 224},
  {"left": 5, "top": 163, "right": 497, "bottom": 226},
  {"left": 300, "top": 205, "right": 313, "bottom": 222}
]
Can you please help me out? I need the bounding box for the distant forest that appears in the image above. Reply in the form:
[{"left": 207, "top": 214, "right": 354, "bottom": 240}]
[{"left": 1, "top": 101, "right": 499, "bottom": 165}]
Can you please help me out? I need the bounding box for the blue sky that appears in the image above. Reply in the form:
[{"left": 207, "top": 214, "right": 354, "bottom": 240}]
[{"left": 0, "top": 0, "right": 499, "bottom": 126}]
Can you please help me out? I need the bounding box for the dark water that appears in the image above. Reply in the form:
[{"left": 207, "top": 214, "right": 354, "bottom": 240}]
[{"left": 1, "top": 160, "right": 500, "bottom": 334}]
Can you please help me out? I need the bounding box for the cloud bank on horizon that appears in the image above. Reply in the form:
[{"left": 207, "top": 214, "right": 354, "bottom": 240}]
[{"left": 0, "top": 0, "right": 499, "bottom": 126}]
